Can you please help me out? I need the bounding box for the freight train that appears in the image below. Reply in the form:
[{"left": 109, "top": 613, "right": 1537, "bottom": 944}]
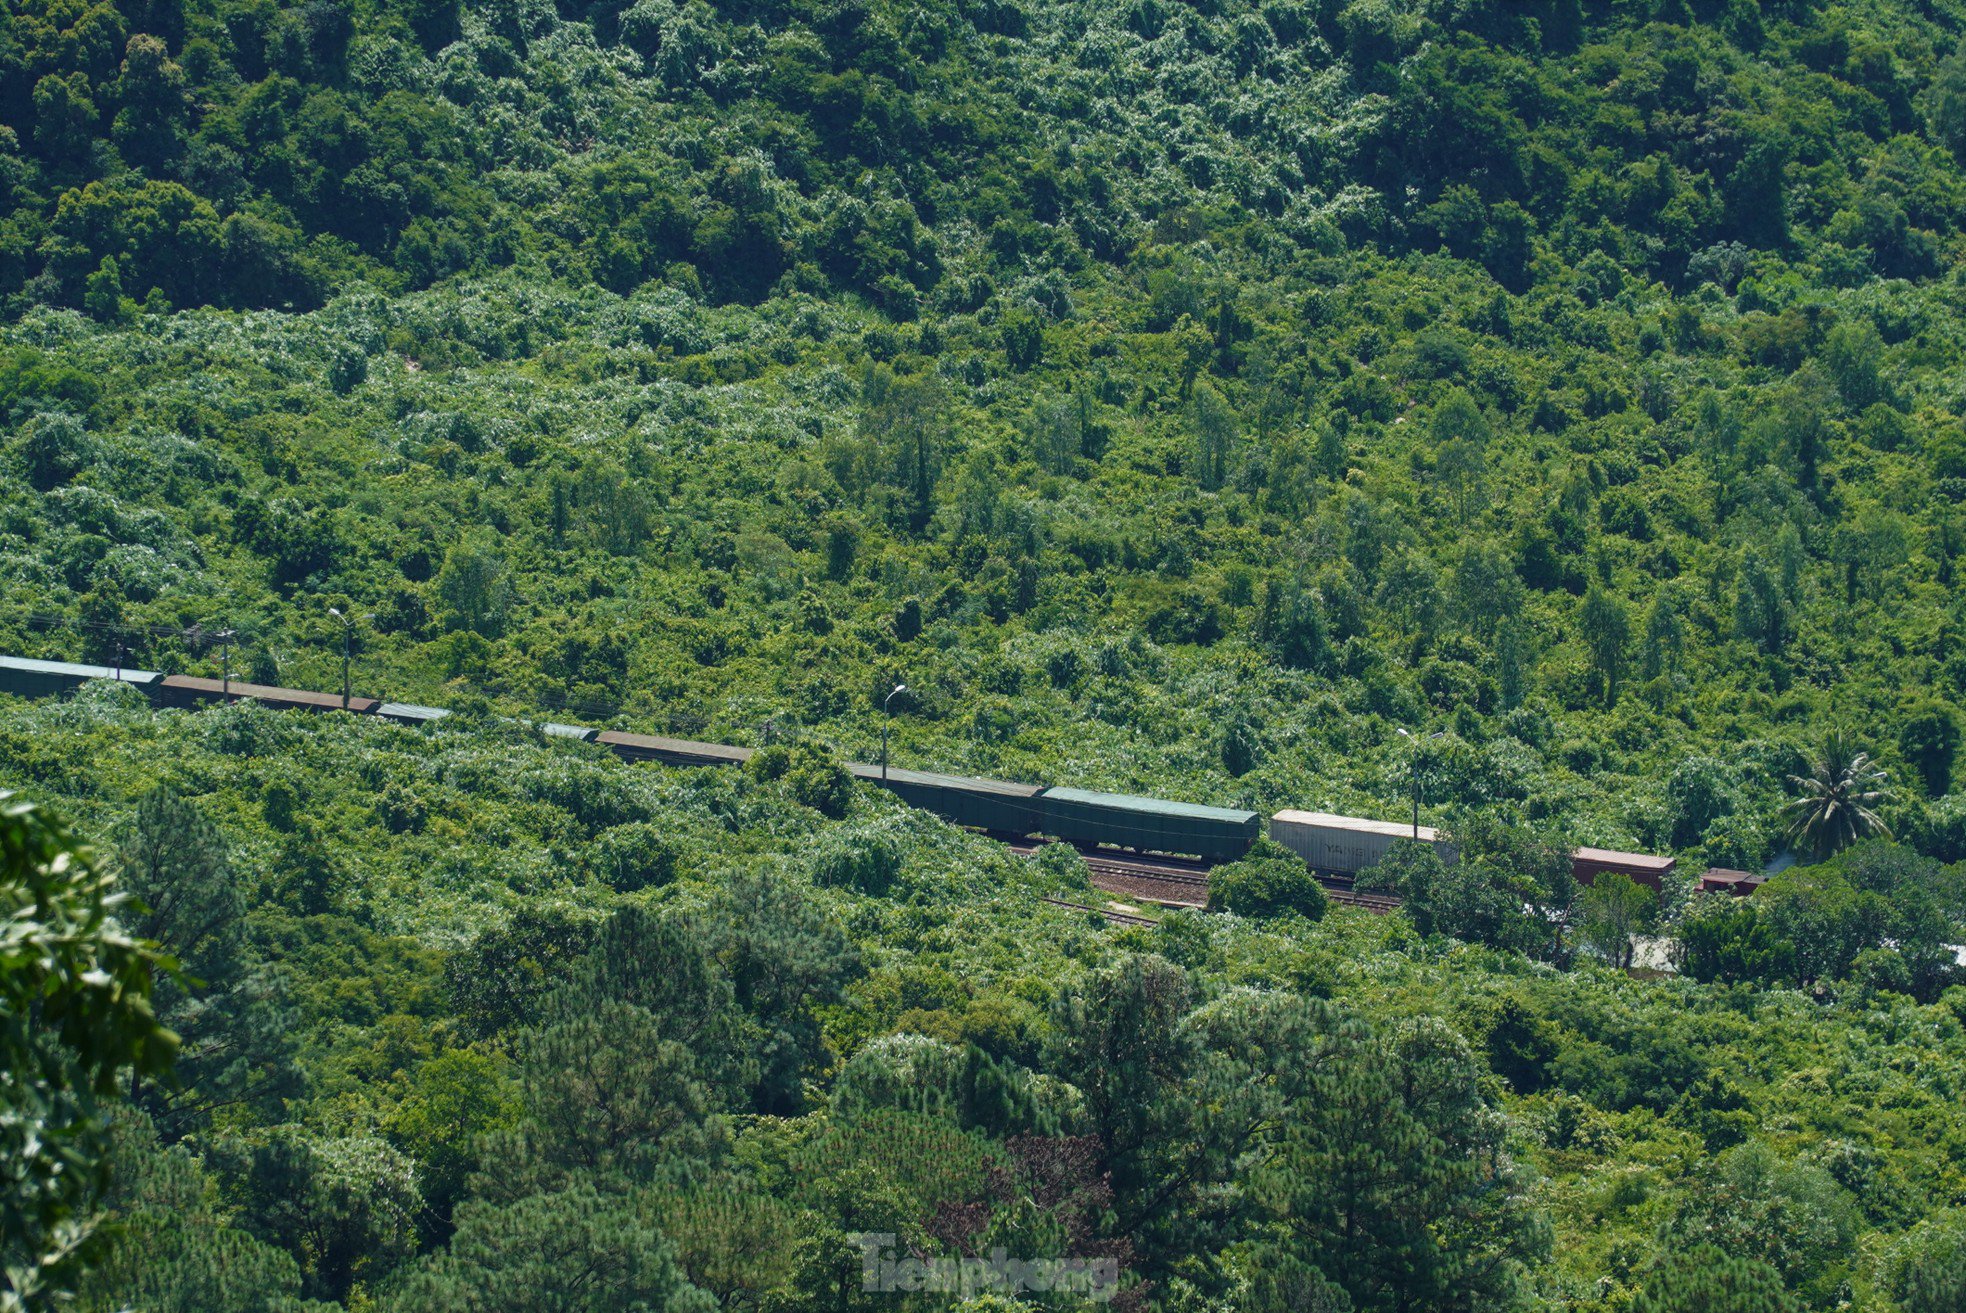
[
  {"left": 1268, "top": 811, "right": 1677, "bottom": 891},
  {"left": 0, "top": 654, "right": 1672, "bottom": 886}
]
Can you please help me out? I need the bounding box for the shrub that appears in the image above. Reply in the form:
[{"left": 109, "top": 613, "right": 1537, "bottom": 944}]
[
  {"left": 588, "top": 822, "right": 680, "bottom": 893},
  {"left": 1207, "top": 847, "right": 1327, "bottom": 921},
  {"left": 785, "top": 745, "right": 854, "bottom": 820},
  {"left": 812, "top": 830, "right": 902, "bottom": 896}
]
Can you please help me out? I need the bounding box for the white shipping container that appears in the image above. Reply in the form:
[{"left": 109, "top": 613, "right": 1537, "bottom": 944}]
[{"left": 1269, "top": 810, "right": 1453, "bottom": 877}]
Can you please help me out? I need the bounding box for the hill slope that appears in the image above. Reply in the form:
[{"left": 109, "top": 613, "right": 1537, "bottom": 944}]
[{"left": 9, "top": 1, "right": 1966, "bottom": 867}]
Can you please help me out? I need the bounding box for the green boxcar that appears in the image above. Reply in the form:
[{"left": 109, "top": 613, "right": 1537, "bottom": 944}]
[
  {"left": 849, "top": 763, "right": 1047, "bottom": 833},
  {"left": 1037, "top": 786, "right": 1258, "bottom": 862}
]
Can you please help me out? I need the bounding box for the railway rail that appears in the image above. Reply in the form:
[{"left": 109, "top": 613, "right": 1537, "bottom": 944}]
[{"left": 1040, "top": 897, "right": 1157, "bottom": 927}]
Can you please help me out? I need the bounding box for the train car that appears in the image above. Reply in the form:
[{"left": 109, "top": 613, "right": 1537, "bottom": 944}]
[
  {"left": 596, "top": 730, "right": 754, "bottom": 767},
  {"left": 1699, "top": 867, "right": 1767, "bottom": 897},
  {"left": 1037, "top": 786, "right": 1259, "bottom": 863},
  {"left": 156, "top": 674, "right": 377, "bottom": 714},
  {"left": 1269, "top": 810, "right": 1455, "bottom": 877},
  {"left": 1572, "top": 846, "right": 1676, "bottom": 891},
  {"left": 848, "top": 763, "right": 1046, "bottom": 833},
  {"left": 0, "top": 655, "right": 161, "bottom": 698},
  {"left": 374, "top": 701, "right": 450, "bottom": 725},
  {"left": 541, "top": 722, "right": 598, "bottom": 743}
]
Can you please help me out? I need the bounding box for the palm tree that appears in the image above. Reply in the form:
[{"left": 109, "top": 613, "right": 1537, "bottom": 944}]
[{"left": 1783, "top": 731, "right": 1894, "bottom": 860}]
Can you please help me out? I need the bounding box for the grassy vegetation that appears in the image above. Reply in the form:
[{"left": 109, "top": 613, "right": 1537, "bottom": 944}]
[{"left": 7, "top": 0, "right": 1966, "bottom": 1307}]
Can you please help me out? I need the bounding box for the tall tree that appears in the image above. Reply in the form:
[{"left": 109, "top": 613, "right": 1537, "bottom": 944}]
[
  {"left": 1783, "top": 732, "right": 1894, "bottom": 861},
  {"left": 1190, "top": 381, "right": 1237, "bottom": 492},
  {"left": 859, "top": 366, "right": 948, "bottom": 534},
  {"left": 1576, "top": 872, "right": 1655, "bottom": 969},
  {"left": 474, "top": 1001, "right": 720, "bottom": 1202},
  {"left": 1734, "top": 552, "right": 1791, "bottom": 655},
  {"left": 1579, "top": 585, "right": 1632, "bottom": 705},
  {"left": 1898, "top": 703, "right": 1960, "bottom": 799},
  {"left": 1640, "top": 590, "right": 1684, "bottom": 680},
  {"left": 1632, "top": 1244, "right": 1798, "bottom": 1313},
  {"left": 383, "top": 1186, "right": 712, "bottom": 1313},
  {"left": 116, "top": 788, "right": 297, "bottom": 1132},
  {"left": 711, "top": 870, "right": 862, "bottom": 1114},
  {"left": 1928, "top": 36, "right": 1966, "bottom": 160}
]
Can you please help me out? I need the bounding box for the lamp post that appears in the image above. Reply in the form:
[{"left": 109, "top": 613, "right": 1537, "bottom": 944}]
[
  {"left": 327, "top": 608, "right": 373, "bottom": 710},
  {"left": 881, "top": 683, "right": 907, "bottom": 781},
  {"left": 329, "top": 608, "right": 352, "bottom": 709},
  {"left": 215, "top": 629, "right": 236, "bottom": 701}
]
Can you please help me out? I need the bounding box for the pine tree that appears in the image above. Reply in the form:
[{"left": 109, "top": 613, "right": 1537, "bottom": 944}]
[
  {"left": 1632, "top": 1245, "right": 1798, "bottom": 1313},
  {"left": 116, "top": 788, "right": 298, "bottom": 1133}
]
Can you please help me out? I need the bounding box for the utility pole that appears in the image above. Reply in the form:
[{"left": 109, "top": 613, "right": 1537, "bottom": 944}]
[{"left": 882, "top": 683, "right": 907, "bottom": 781}]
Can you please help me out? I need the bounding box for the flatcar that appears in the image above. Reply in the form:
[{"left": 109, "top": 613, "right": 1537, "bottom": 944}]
[
  {"left": 1269, "top": 810, "right": 1457, "bottom": 877},
  {"left": 155, "top": 674, "right": 378, "bottom": 714},
  {"left": 0, "top": 655, "right": 160, "bottom": 698},
  {"left": 848, "top": 762, "right": 1046, "bottom": 833},
  {"left": 1038, "top": 786, "right": 1259, "bottom": 864},
  {"left": 595, "top": 729, "right": 754, "bottom": 767}
]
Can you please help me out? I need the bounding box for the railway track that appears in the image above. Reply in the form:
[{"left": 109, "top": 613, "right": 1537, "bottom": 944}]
[
  {"left": 1322, "top": 887, "right": 1402, "bottom": 914},
  {"left": 1040, "top": 897, "right": 1157, "bottom": 927}
]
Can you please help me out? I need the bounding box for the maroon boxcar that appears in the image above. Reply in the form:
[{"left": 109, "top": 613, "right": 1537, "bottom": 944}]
[
  {"left": 1571, "top": 846, "right": 1676, "bottom": 891},
  {"left": 1698, "top": 867, "right": 1767, "bottom": 897},
  {"left": 157, "top": 674, "right": 377, "bottom": 714}
]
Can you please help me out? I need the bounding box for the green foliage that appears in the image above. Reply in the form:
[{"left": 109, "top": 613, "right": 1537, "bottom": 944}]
[
  {"left": 1783, "top": 732, "right": 1895, "bottom": 861},
  {"left": 587, "top": 822, "right": 679, "bottom": 893},
  {"left": 1576, "top": 871, "right": 1656, "bottom": 970},
  {"left": 116, "top": 787, "right": 299, "bottom": 1131},
  {"left": 1408, "top": 817, "right": 1573, "bottom": 961},
  {"left": 1898, "top": 703, "right": 1960, "bottom": 800},
  {"left": 1, "top": 792, "right": 176, "bottom": 1311},
  {"left": 1206, "top": 846, "right": 1327, "bottom": 921},
  {"left": 1885, "top": 1211, "right": 1966, "bottom": 1313},
  {"left": 9, "top": 0, "right": 1966, "bottom": 1304},
  {"left": 383, "top": 1185, "right": 712, "bottom": 1312},
  {"left": 444, "top": 905, "right": 597, "bottom": 1039},
  {"left": 0, "top": 699, "right": 1962, "bottom": 1313},
  {"left": 1631, "top": 1243, "right": 1799, "bottom": 1313}
]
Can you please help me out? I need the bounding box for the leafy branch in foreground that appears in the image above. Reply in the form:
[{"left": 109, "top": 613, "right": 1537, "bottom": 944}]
[{"left": 1, "top": 790, "right": 177, "bottom": 1312}]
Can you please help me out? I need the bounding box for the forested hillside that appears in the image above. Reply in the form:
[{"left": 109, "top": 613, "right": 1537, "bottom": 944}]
[
  {"left": 6, "top": 0, "right": 1966, "bottom": 1309},
  {"left": 8, "top": 0, "right": 1966, "bottom": 857}
]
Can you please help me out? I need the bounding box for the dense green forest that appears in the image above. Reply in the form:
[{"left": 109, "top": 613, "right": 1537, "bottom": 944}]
[{"left": 7, "top": 0, "right": 1966, "bottom": 1307}]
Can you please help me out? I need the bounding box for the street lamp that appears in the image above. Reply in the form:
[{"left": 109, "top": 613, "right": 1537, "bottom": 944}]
[
  {"left": 881, "top": 683, "right": 907, "bottom": 781},
  {"left": 215, "top": 629, "right": 237, "bottom": 701},
  {"left": 1394, "top": 727, "right": 1444, "bottom": 839},
  {"left": 328, "top": 608, "right": 375, "bottom": 710}
]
